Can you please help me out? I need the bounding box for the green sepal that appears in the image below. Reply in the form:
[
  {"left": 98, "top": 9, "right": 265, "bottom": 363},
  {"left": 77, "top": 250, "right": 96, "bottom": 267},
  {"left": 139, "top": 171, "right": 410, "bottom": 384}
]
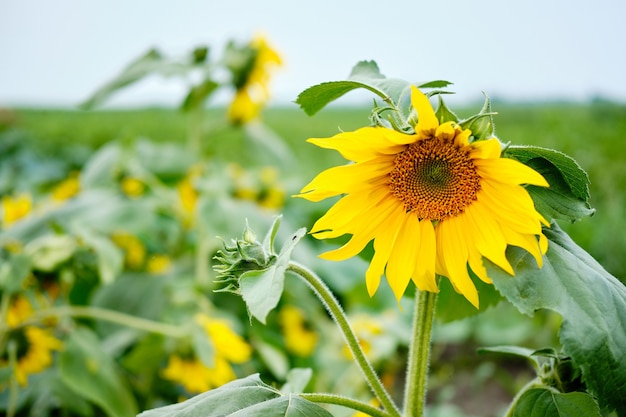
[
  {"left": 458, "top": 93, "right": 496, "bottom": 140},
  {"left": 505, "top": 146, "right": 594, "bottom": 223},
  {"left": 509, "top": 388, "right": 601, "bottom": 417},
  {"left": 137, "top": 373, "right": 333, "bottom": 417},
  {"left": 434, "top": 95, "right": 460, "bottom": 124},
  {"left": 488, "top": 223, "right": 626, "bottom": 414}
]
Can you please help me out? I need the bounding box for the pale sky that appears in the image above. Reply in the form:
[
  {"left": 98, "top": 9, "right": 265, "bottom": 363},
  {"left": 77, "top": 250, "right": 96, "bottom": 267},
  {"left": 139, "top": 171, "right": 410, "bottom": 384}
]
[{"left": 1, "top": 0, "right": 625, "bottom": 107}]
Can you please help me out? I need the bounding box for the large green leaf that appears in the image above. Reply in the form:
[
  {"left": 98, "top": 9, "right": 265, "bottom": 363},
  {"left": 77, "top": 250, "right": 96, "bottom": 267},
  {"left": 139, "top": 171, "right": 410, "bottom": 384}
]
[
  {"left": 488, "top": 224, "right": 626, "bottom": 414},
  {"left": 137, "top": 374, "right": 333, "bottom": 417},
  {"left": 59, "top": 327, "right": 138, "bottom": 417},
  {"left": 510, "top": 388, "right": 601, "bottom": 417},
  {"left": 505, "top": 146, "right": 594, "bottom": 222}
]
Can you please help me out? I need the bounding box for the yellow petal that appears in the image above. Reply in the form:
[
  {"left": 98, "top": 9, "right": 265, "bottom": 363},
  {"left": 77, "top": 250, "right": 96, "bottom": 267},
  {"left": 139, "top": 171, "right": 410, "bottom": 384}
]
[
  {"left": 468, "top": 249, "right": 491, "bottom": 284},
  {"left": 411, "top": 86, "right": 439, "bottom": 135},
  {"left": 365, "top": 207, "right": 406, "bottom": 296},
  {"left": 412, "top": 219, "right": 438, "bottom": 292},
  {"left": 436, "top": 217, "right": 479, "bottom": 308},
  {"left": 308, "top": 127, "right": 410, "bottom": 162},
  {"left": 474, "top": 157, "right": 549, "bottom": 187},
  {"left": 297, "top": 158, "right": 394, "bottom": 202},
  {"left": 320, "top": 196, "right": 399, "bottom": 261},
  {"left": 470, "top": 138, "right": 502, "bottom": 159},
  {"left": 479, "top": 180, "right": 545, "bottom": 234},
  {"left": 386, "top": 213, "right": 421, "bottom": 301}
]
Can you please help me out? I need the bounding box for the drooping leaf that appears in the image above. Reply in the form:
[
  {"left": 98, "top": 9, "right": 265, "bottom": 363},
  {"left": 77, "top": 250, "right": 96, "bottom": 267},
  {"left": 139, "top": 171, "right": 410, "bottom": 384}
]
[
  {"left": 505, "top": 146, "right": 594, "bottom": 222},
  {"left": 488, "top": 224, "right": 626, "bottom": 414},
  {"left": 181, "top": 79, "right": 219, "bottom": 112},
  {"left": 296, "top": 60, "right": 411, "bottom": 116},
  {"left": 59, "top": 327, "right": 138, "bottom": 417},
  {"left": 510, "top": 388, "right": 601, "bottom": 417},
  {"left": 240, "top": 228, "right": 306, "bottom": 324},
  {"left": 137, "top": 373, "right": 333, "bottom": 417}
]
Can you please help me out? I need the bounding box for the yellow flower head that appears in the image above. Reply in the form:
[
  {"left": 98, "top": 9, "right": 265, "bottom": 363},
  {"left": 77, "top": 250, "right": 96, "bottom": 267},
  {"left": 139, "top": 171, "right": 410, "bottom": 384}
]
[
  {"left": 121, "top": 176, "right": 145, "bottom": 198},
  {"left": 297, "top": 86, "right": 549, "bottom": 307},
  {"left": 51, "top": 172, "right": 80, "bottom": 202},
  {"left": 162, "top": 316, "right": 252, "bottom": 394},
  {"left": 227, "top": 34, "right": 282, "bottom": 124},
  {"left": 2, "top": 194, "right": 32, "bottom": 227},
  {"left": 1, "top": 296, "right": 62, "bottom": 386},
  {"left": 146, "top": 254, "right": 172, "bottom": 275},
  {"left": 279, "top": 305, "right": 318, "bottom": 357},
  {"left": 111, "top": 232, "right": 146, "bottom": 270}
]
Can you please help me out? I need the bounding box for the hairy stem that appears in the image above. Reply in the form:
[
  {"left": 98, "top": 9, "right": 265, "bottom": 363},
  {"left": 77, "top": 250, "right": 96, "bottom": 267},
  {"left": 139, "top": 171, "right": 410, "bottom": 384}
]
[
  {"left": 287, "top": 261, "right": 402, "bottom": 417},
  {"left": 301, "top": 393, "right": 391, "bottom": 417}
]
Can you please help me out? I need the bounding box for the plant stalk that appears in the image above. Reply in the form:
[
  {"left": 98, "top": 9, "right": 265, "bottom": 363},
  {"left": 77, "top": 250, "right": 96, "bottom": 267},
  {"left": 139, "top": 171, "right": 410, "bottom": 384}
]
[
  {"left": 301, "top": 393, "right": 391, "bottom": 417},
  {"left": 403, "top": 289, "right": 438, "bottom": 417},
  {"left": 287, "top": 261, "right": 402, "bottom": 417}
]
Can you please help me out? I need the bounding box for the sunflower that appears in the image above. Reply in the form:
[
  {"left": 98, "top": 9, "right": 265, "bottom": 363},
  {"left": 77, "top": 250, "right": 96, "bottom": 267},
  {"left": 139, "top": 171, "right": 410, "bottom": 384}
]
[
  {"left": 227, "top": 34, "right": 282, "bottom": 124},
  {"left": 296, "top": 86, "right": 549, "bottom": 307},
  {"left": 1, "top": 296, "right": 62, "bottom": 386}
]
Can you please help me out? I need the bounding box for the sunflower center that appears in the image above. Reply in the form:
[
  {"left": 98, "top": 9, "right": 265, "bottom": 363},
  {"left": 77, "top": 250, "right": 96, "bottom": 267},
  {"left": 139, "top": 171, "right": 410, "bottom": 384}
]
[{"left": 389, "top": 136, "right": 481, "bottom": 220}]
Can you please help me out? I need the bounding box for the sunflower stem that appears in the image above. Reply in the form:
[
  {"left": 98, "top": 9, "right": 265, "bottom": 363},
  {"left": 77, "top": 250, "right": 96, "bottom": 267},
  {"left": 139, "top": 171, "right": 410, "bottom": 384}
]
[
  {"left": 287, "top": 261, "right": 402, "bottom": 417},
  {"left": 22, "top": 306, "right": 188, "bottom": 338},
  {"left": 300, "top": 393, "right": 391, "bottom": 417},
  {"left": 403, "top": 289, "right": 438, "bottom": 417}
]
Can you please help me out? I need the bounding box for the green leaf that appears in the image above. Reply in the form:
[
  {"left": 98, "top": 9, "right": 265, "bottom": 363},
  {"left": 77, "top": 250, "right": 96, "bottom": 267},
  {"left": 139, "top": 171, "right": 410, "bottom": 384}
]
[
  {"left": 76, "top": 229, "right": 123, "bottom": 284},
  {"left": 281, "top": 368, "right": 313, "bottom": 394},
  {"left": 478, "top": 345, "right": 540, "bottom": 368},
  {"left": 0, "top": 253, "right": 31, "bottom": 294},
  {"left": 488, "top": 224, "right": 626, "bottom": 414},
  {"left": 435, "top": 269, "right": 503, "bottom": 322},
  {"left": 59, "top": 327, "right": 138, "bottom": 417},
  {"left": 510, "top": 388, "right": 601, "bottom": 417},
  {"left": 181, "top": 79, "right": 219, "bottom": 112},
  {"left": 505, "top": 146, "right": 594, "bottom": 222},
  {"left": 296, "top": 60, "right": 412, "bottom": 116},
  {"left": 24, "top": 234, "right": 77, "bottom": 272},
  {"left": 137, "top": 374, "right": 333, "bottom": 417}
]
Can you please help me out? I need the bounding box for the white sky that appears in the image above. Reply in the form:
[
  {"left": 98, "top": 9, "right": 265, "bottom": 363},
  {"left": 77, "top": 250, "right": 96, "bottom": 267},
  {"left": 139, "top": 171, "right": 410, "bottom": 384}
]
[{"left": 1, "top": 0, "right": 625, "bottom": 107}]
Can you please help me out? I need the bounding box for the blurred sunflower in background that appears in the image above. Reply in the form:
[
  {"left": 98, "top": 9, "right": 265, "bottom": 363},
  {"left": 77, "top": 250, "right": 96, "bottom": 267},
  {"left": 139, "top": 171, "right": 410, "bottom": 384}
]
[
  {"left": 0, "top": 296, "right": 62, "bottom": 387},
  {"left": 226, "top": 34, "right": 282, "bottom": 125}
]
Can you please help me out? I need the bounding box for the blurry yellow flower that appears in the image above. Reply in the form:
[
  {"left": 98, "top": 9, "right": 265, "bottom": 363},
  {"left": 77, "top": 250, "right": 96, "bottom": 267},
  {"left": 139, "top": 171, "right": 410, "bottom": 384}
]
[
  {"left": 352, "top": 398, "right": 381, "bottom": 417},
  {"left": 342, "top": 314, "right": 383, "bottom": 359},
  {"left": 111, "top": 232, "right": 146, "bottom": 269},
  {"left": 297, "top": 86, "right": 549, "bottom": 307},
  {"left": 162, "top": 316, "right": 252, "bottom": 394},
  {"left": 2, "top": 194, "right": 32, "bottom": 227},
  {"left": 162, "top": 355, "right": 236, "bottom": 394},
  {"left": 229, "top": 165, "right": 285, "bottom": 210},
  {"left": 227, "top": 34, "right": 282, "bottom": 124},
  {"left": 177, "top": 165, "right": 203, "bottom": 227},
  {"left": 279, "top": 305, "right": 318, "bottom": 357},
  {"left": 146, "top": 254, "right": 172, "bottom": 275},
  {"left": 121, "top": 176, "right": 145, "bottom": 198},
  {"left": 51, "top": 172, "right": 80, "bottom": 202},
  {"left": 1, "top": 296, "right": 62, "bottom": 386}
]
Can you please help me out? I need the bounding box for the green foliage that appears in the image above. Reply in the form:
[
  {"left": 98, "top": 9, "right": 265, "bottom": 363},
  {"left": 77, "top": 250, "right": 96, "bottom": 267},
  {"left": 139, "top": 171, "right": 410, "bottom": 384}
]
[
  {"left": 137, "top": 374, "right": 333, "bottom": 417},
  {"left": 510, "top": 389, "right": 601, "bottom": 417},
  {"left": 505, "top": 145, "right": 594, "bottom": 223},
  {"left": 59, "top": 327, "right": 138, "bottom": 417},
  {"left": 488, "top": 224, "right": 626, "bottom": 414}
]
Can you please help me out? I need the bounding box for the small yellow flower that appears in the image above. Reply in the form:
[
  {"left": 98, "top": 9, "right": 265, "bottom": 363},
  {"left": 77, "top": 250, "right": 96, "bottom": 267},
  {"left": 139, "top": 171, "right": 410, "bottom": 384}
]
[
  {"left": 342, "top": 314, "right": 383, "bottom": 359},
  {"left": 279, "top": 306, "right": 318, "bottom": 357},
  {"left": 177, "top": 165, "right": 203, "bottom": 227},
  {"left": 2, "top": 194, "right": 32, "bottom": 227},
  {"left": 162, "top": 316, "right": 252, "bottom": 394},
  {"left": 121, "top": 176, "right": 145, "bottom": 198},
  {"left": 111, "top": 232, "right": 146, "bottom": 270},
  {"left": 146, "top": 254, "right": 172, "bottom": 275},
  {"left": 297, "top": 86, "right": 549, "bottom": 307},
  {"left": 1, "top": 296, "right": 62, "bottom": 387},
  {"left": 227, "top": 34, "right": 282, "bottom": 124},
  {"left": 51, "top": 172, "right": 80, "bottom": 202}
]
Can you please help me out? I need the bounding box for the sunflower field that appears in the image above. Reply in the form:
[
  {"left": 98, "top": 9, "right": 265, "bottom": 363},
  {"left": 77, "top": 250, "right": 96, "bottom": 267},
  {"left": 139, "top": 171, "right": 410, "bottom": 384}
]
[{"left": 1, "top": 36, "right": 625, "bottom": 417}]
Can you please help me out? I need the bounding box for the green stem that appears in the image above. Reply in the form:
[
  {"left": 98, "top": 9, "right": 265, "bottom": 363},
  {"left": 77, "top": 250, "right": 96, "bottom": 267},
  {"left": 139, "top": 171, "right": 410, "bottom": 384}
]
[
  {"left": 301, "top": 393, "right": 391, "bottom": 417},
  {"left": 287, "top": 261, "right": 402, "bottom": 417},
  {"left": 7, "top": 340, "right": 18, "bottom": 417},
  {"left": 403, "top": 289, "right": 438, "bottom": 417},
  {"left": 21, "top": 306, "right": 187, "bottom": 338},
  {"left": 0, "top": 291, "right": 11, "bottom": 352}
]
